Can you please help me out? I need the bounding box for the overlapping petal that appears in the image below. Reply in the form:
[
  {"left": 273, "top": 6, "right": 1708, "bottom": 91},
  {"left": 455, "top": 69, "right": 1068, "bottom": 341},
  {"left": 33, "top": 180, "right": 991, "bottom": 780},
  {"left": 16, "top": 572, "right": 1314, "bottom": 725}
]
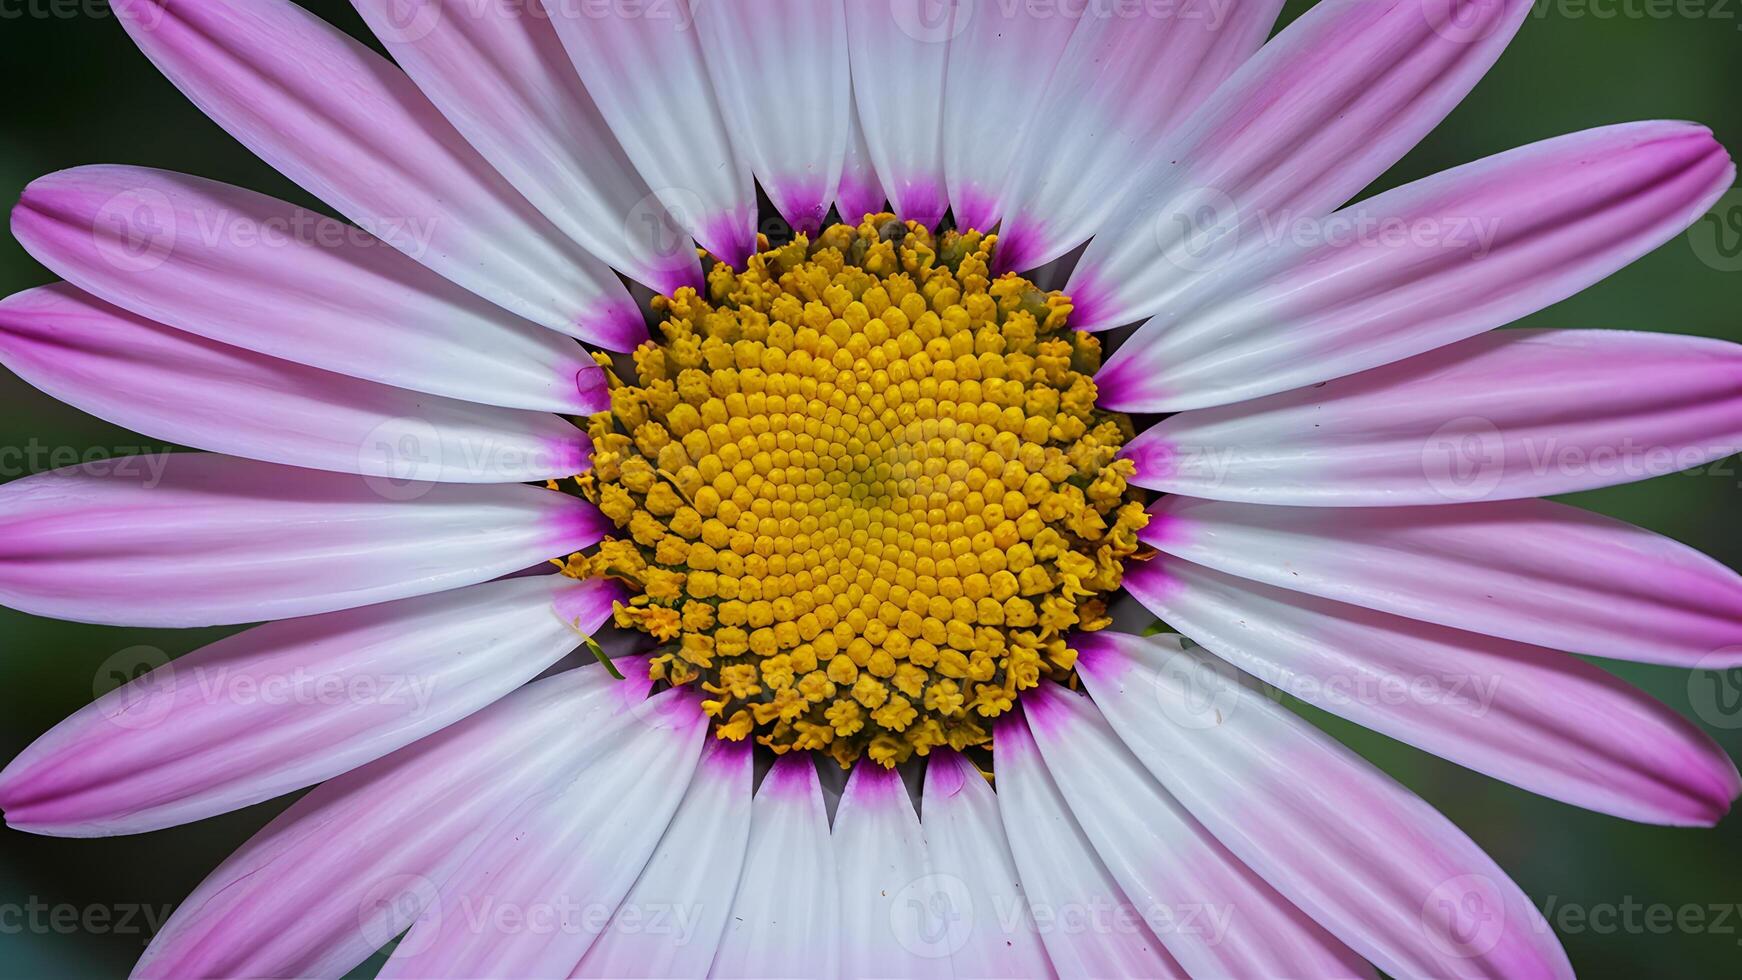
[
  {"left": 573, "top": 739, "right": 752, "bottom": 978},
  {"left": 993, "top": 714, "right": 1187, "bottom": 978},
  {"left": 1067, "top": 0, "right": 1533, "bottom": 328},
  {"left": 1097, "top": 122, "right": 1735, "bottom": 409},
  {"left": 1021, "top": 685, "right": 1373, "bottom": 977},
  {"left": 1125, "top": 328, "right": 1742, "bottom": 505},
  {"left": 0, "top": 285, "right": 589, "bottom": 483},
  {"left": 845, "top": 0, "right": 952, "bottom": 226},
  {"left": 919, "top": 751, "right": 1052, "bottom": 978},
  {"left": 834, "top": 764, "right": 941, "bottom": 978},
  {"left": 13, "top": 166, "right": 606, "bottom": 411},
  {"left": 131, "top": 665, "right": 654, "bottom": 980},
  {"left": 378, "top": 688, "right": 706, "bottom": 978},
  {"left": 1078, "top": 631, "right": 1574, "bottom": 979},
  {"left": 940, "top": 0, "right": 1078, "bottom": 234},
  {"left": 994, "top": 0, "right": 1282, "bottom": 271},
  {"left": 112, "top": 0, "right": 646, "bottom": 347},
  {"left": 0, "top": 453, "right": 604, "bottom": 627},
  {"left": 697, "top": 0, "right": 850, "bottom": 235},
  {"left": 542, "top": 0, "right": 757, "bottom": 266},
  {"left": 350, "top": 0, "right": 701, "bottom": 296},
  {"left": 709, "top": 755, "right": 841, "bottom": 979},
  {"left": 0, "top": 577, "right": 623, "bottom": 836},
  {"left": 1123, "top": 557, "right": 1741, "bottom": 825},
  {"left": 1143, "top": 495, "right": 1742, "bottom": 667}
]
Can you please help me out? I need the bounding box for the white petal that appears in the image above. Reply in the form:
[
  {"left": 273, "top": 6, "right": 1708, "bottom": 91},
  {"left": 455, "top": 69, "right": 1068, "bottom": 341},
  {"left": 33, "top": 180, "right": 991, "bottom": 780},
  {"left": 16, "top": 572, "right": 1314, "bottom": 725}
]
[
  {"left": 0, "top": 576, "right": 622, "bottom": 836},
  {"left": 1122, "top": 557, "right": 1741, "bottom": 826},
  {"left": 919, "top": 751, "right": 1053, "bottom": 978},
  {"left": 939, "top": 0, "right": 1078, "bottom": 232},
  {"left": 114, "top": 0, "right": 644, "bottom": 346},
  {"left": 697, "top": 0, "right": 850, "bottom": 235},
  {"left": 0, "top": 453, "right": 604, "bottom": 628},
  {"left": 1124, "top": 327, "right": 1742, "bottom": 505},
  {"left": 710, "top": 755, "right": 840, "bottom": 979},
  {"left": 133, "top": 665, "right": 654, "bottom": 979},
  {"left": 838, "top": 92, "right": 887, "bottom": 224},
  {"left": 992, "top": 715, "right": 1184, "bottom": 979},
  {"left": 380, "top": 689, "right": 708, "bottom": 978},
  {"left": 1144, "top": 495, "right": 1742, "bottom": 668},
  {"left": 351, "top": 0, "right": 702, "bottom": 296},
  {"left": 0, "top": 286, "right": 589, "bottom": 484},
  {"left": 1078, "top": 631, "right": 1574, "bottom": 980},
  {"left": 1022, "top": 685, "right": 1371, "bottom": 977},
  {"left": 574, "top": 739, "right": 754, "bottom": 978},
  {"left": 845, "top": 0, "right": 952, "bottom": 226},
  {"left": 13, "top": 166, "right": 607, "bottom": 409},
  {"left": 544, "top": 1, "right": 758, "bottom": 266},
  {"left": 994, "top": 0, "right": 1282, "bottom": 271},
  {"left": 834, "top": 763, "right": 943, "bottom": 978}
]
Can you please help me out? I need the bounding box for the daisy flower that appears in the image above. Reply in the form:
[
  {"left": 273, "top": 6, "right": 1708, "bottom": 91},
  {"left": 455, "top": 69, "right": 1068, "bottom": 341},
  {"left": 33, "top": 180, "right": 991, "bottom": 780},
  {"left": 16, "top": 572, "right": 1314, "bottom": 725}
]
[{"left": 2, "top": 0, "right": 1740, "bottom": 976}]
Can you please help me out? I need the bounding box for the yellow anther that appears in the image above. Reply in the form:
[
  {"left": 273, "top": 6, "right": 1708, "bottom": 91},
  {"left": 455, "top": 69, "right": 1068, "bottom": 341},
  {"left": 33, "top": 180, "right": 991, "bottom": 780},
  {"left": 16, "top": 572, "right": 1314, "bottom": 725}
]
[{"left": 565, "top": 216, "right": 1148, "bottom": 766}]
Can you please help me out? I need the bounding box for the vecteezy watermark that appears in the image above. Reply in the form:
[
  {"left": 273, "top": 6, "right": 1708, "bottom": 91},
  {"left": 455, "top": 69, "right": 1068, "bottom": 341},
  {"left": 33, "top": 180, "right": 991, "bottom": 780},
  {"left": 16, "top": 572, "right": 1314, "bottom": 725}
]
[
  {"left": 0, "top": 441, "right": 176, "bottom": 485},
  {"left": 91, "top": 647, "right": 442, "bottom": 732},
  {"left": 1421, "top": 874, "right": 1511, "bottom": 959},
  {"left": 1420, "top": 419, "right": 1742, "bottom": 501},
  {"left": 0, "top": 898, "right": 175, "bottom": 940},
  {"left": 1687, "top": 647, "right": 1742, "bottom": 729},
  {"left": 1539, "top": 895, "right": 1742, "bottom": 944},
  {"left": 1688, "top": 188, "right": 1742, "bottom": 273},
  {"left": 1152, "top": 191, "right": 1506, "bottom": 278},
  {"left": 890, "top": 873, "right": 976, "bottom": 958},
  {"left": 90, "top": 187, "right": 440, "bottom": 273}
]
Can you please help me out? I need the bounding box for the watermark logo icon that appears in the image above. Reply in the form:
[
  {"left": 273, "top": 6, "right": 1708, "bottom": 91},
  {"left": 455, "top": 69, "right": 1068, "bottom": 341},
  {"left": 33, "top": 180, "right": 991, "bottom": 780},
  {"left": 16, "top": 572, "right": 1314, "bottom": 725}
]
[
  {"left": 1422, "top": 415, "right": 1506, "bottom": 502},
  {"left": 92, "top": 187, "right": 177, "bottom": 273},
  {"left": 890, "top": 0, "right": 968, "bottom": 43},
  {"left": 890, "top": 873, "right": 975, "bottom": 959},
  {"left": 1422, "top": 873, "right": 1509, "bottom": 959},
  {"left": 1688, "top": 188, "right": 1742, "bottom": 273},
  {"left": 92, "top": 645, "right": 176, "bottom": 731}
]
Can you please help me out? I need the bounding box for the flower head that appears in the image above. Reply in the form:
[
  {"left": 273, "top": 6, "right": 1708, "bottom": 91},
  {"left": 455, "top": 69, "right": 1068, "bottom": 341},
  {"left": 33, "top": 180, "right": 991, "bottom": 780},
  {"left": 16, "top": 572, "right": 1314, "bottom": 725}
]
[{"left": 1, "top": 0, "right": 1740, "bottom": 977}]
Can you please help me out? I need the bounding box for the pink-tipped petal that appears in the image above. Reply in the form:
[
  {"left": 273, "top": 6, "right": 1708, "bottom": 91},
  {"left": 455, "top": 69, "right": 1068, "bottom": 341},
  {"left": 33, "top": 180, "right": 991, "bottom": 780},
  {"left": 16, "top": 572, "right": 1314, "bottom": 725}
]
[
  {"left": 1098, "top": 122, "right": 1736, "bottom": 409},
  {"left": 1128, "top": 327, "right": 1742, "bottom": 504},
  {"left": 1067, "top": 0, "right": 1532, "bottom": 329},
  {"left": 697, "top": 0, "right": 849, "bottom": 236},
  {"left": 1124, "top": 557, "right": 1741, "bottom": 826},
  {"left": 1144, "top": 495, "right": 1742, "bottom": 668},
  {"left": 992, "top": 714, "right": 1188, "bottom": 979},
  {"left": 379, "top": 688, "right": 706, "bottom": 978},
  {"left": 1077, "top": 631, "right": 1574, "bottom": 980},
  {"left": 573, "top": 739, "right": 752, "bottom": 978},
  {"left": 541, "top": 0, "right": 756, "bottom": 267},
  {"left": 941, "top": 0, "right": 1080, "bottom": 234},
  {"left": 919, "top": 750, "right": 1053, "bottom": 978},
  {"left": 0, "top": 453, "right": 604, "bottom": 627},
  {"left": 833, "top": 763, "right": 944, "bottom": 979},
  {"left": 710, "top": 755, "right": 841, "bottom": 979},
  {"left": 837, "top": 94, "right": 887, "bottom": 224},
  {"left": 112, "top": 0, "right": 642, "bottom": 345},
  {"left": 0, "top": 285, "right": 587, "bottom": 483},
  {"left": 845, "top": 0, "right": 952, "bottom": 226},
  {"left": 131, "top": 665, "right": 654, "bottom": 980},
  {"left": 351, "top": 0, "right": 699, "bottom": 297},
  {"left": 994, "top": 0, "right": 1284, "bottom": 271},
  {"left": 0, "top": 577, "right": 625, "bottom": 836},
  {"left": 13, "top": 166, "right": 606, "bottom": 412},
  {"left": 1021, "top": 685, "right": 1373, "bottom": 978}
]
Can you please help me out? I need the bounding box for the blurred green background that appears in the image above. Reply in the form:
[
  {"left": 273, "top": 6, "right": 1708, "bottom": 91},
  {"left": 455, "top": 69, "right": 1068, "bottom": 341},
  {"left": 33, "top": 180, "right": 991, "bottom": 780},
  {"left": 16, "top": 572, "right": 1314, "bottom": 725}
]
[{"left": 1, "top": 0, "right": 1740, "bottom": 976}]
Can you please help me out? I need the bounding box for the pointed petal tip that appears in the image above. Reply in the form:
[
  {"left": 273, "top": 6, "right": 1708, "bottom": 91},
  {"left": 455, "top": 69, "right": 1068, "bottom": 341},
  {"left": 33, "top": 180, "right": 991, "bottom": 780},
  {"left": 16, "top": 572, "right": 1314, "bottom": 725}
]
[{"left": 585, "top": 300, "right": 651, "bottom": 353}]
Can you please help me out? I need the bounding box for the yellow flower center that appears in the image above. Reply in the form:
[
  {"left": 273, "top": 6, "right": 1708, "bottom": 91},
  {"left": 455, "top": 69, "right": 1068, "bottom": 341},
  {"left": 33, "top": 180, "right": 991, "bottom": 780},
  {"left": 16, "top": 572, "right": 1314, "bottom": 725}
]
[{"left": 560, "top": 215, "right": 1148, "bottom": 767}]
